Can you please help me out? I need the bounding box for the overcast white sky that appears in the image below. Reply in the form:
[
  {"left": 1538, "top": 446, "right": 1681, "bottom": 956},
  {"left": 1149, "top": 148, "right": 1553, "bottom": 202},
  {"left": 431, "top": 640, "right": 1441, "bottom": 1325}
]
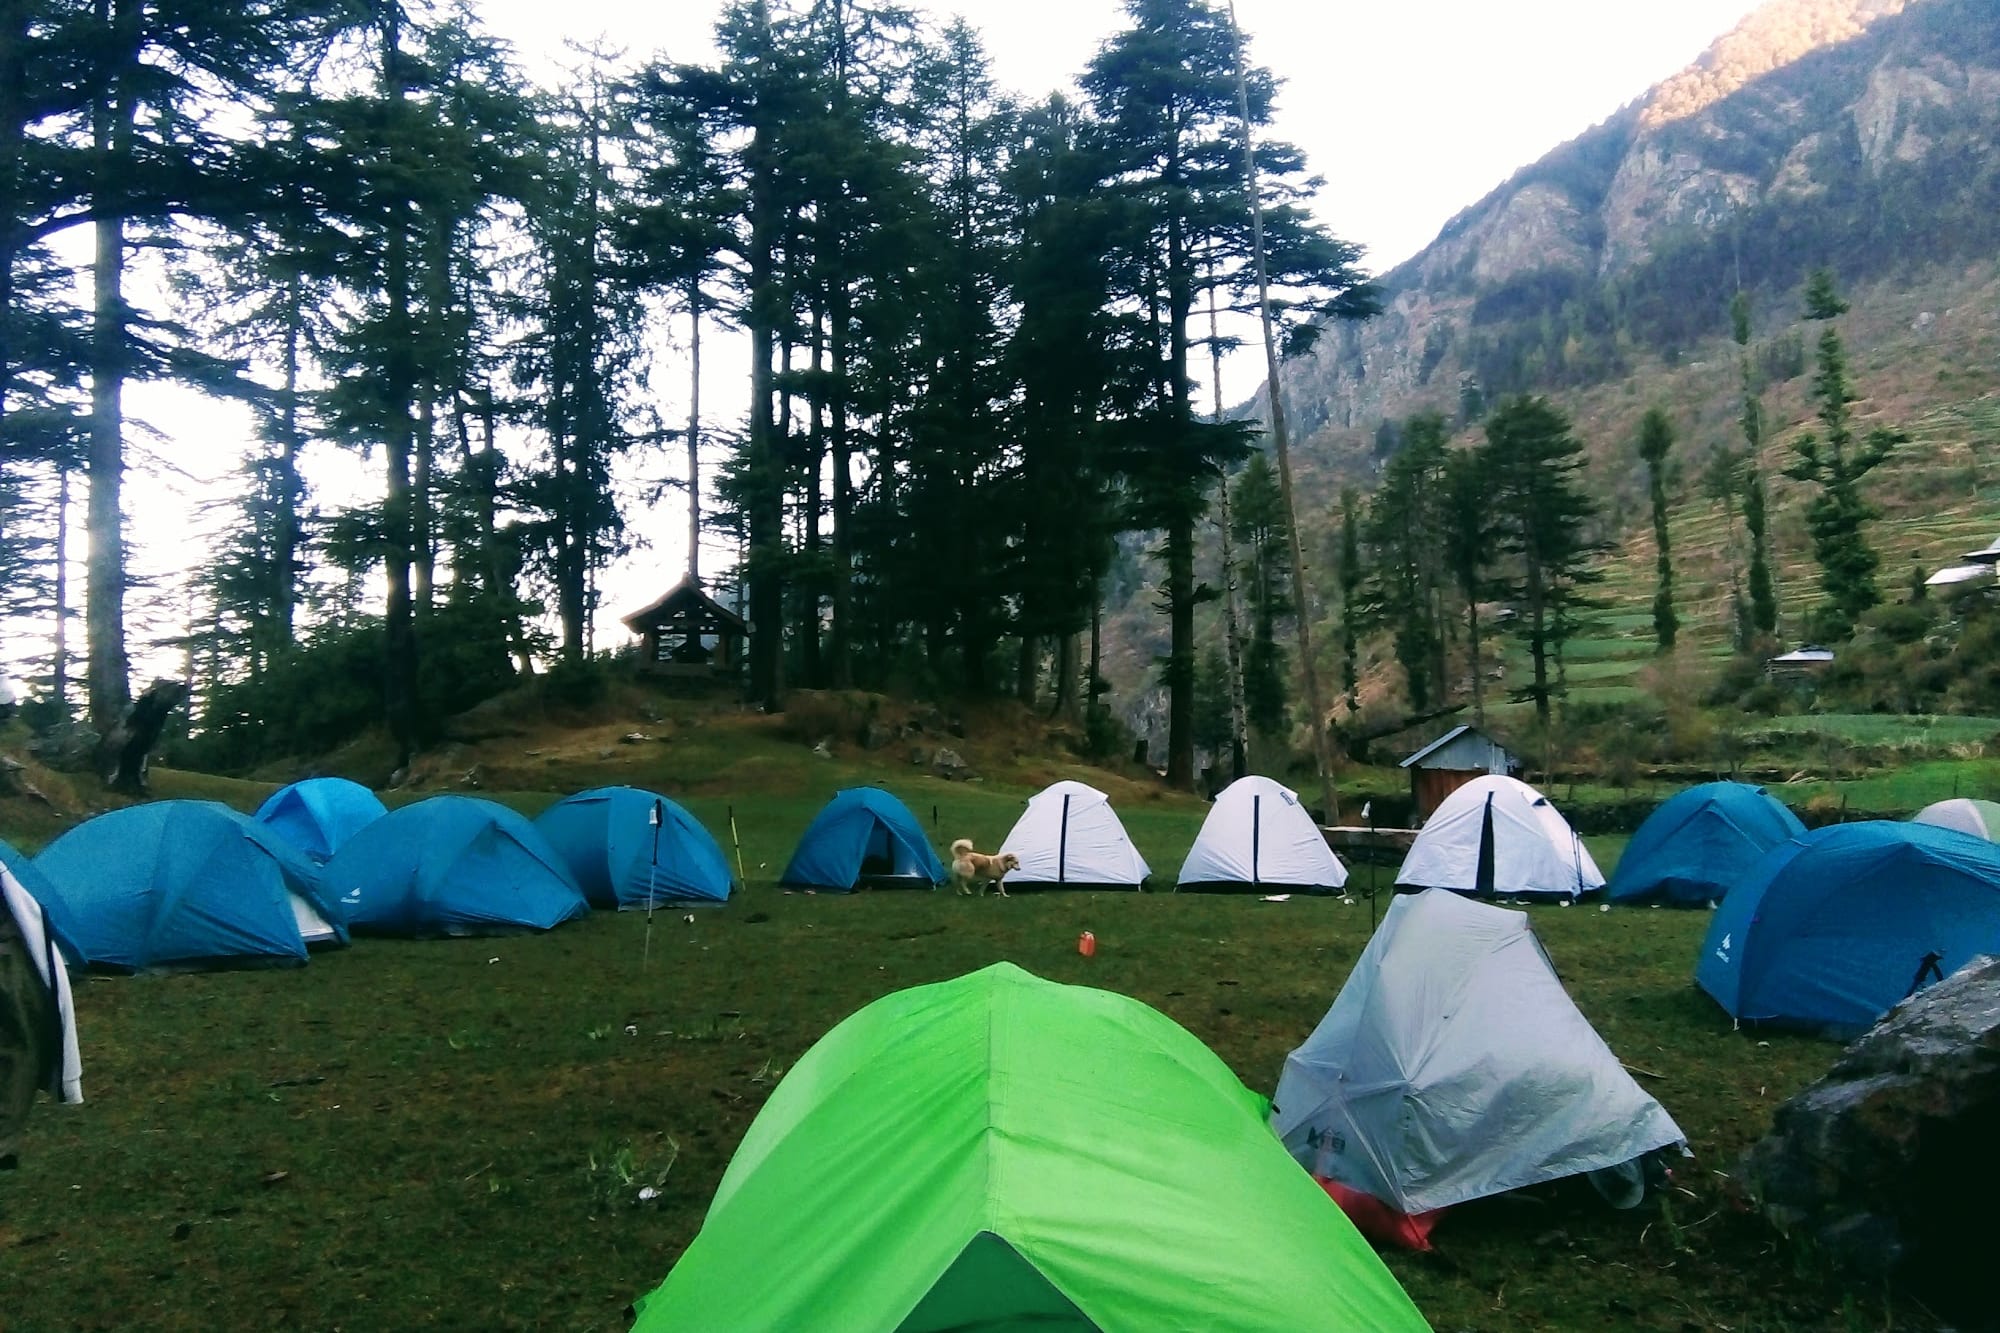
[{"left": 87, "top": 0, "right": 1767, "bottom": 685}]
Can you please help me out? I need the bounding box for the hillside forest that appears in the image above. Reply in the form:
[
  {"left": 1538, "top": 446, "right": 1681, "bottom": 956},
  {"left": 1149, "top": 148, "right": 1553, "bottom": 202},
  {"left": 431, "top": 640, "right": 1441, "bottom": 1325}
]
[{"left": 0, "top": 0, "right": 1389, "bottom": 789}]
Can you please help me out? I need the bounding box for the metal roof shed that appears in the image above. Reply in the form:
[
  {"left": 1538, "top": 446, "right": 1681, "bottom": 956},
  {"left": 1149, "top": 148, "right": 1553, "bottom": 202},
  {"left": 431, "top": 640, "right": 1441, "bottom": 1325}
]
[{"left": 1399, "top": 724, "right": 1521, "bottom": 821}]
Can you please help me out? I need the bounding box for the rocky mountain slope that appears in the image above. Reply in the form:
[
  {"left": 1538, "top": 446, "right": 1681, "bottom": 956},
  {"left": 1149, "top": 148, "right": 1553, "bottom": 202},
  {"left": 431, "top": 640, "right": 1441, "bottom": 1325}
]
[
  {"left": 1273, "top": 0, "right": 1994, "bottom": 454},
  {"left": 1102, "top": 0, "right": 2000, "bottom": 754}
]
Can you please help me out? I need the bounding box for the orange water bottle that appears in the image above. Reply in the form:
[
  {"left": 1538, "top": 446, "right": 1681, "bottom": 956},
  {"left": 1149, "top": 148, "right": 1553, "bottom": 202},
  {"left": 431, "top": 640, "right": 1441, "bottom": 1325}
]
[{"left": 1078, "top": 930, "right": 1096, "bottom": 958}]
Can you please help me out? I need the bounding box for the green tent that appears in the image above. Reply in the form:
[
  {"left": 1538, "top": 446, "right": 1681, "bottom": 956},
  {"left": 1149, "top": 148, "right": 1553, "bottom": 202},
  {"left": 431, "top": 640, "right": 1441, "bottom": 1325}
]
[{"left": 632, "top": 963, "right": 1430, "bottom": 1332}]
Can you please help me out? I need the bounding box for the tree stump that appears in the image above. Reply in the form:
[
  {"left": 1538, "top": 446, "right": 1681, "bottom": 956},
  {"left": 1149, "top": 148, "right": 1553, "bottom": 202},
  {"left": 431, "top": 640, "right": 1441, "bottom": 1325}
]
[{"left": 100, "top": 678, "right": 187, "bottom": 794}]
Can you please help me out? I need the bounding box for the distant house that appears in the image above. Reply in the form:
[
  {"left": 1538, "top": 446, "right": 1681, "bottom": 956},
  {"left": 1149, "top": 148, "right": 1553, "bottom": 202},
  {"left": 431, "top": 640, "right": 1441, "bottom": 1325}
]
[
  {"left": 1764, "top": 646, "right": 1836, "bottom": 678},
  {"left": 1399, "top": 724, "right": 1521, "bottom": 821},
  {"left": 622, "top": 578, "right": 746, "bottom": 680}
]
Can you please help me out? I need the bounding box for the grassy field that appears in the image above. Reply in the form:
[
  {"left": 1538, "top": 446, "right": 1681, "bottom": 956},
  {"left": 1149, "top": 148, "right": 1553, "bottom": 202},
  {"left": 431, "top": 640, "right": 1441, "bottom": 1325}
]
[{"left": 0, "top": 776, "right": 1930, "bottom": 1332}]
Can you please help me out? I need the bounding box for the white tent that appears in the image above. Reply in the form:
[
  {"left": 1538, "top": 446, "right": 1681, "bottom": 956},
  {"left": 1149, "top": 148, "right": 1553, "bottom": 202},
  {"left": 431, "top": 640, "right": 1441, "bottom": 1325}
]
[
  {"left": 1177, "top": 776, "right": 1347, "bottom": 892},
  {"left": 1271, "top": 889, "right": 1684, "bottom": 1215},
  {"left": 1395, "top": 774, "right": 1602, "bottom": 900},
  {"left": 997, "top": 780, "right": 1150, "bottom": 888}
]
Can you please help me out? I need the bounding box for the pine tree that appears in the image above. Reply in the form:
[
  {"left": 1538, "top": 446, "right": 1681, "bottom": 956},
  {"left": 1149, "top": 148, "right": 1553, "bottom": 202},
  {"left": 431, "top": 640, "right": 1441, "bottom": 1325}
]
[
  {"left": 1483, "top": 395, "right": 1601, "bottom": 727},
  {"left": 1337, "top": 486, "right": 1361, "bottom": 711},
  {"left": 621, "top": 61, "right": 743, "bottom": 588},
  {"left": 1001, "top": 93, "right": 1119, "bottom": 721},
  {"left": 1083, "top": 0, "right": 1276, "bottom": 789},
  {"left": 1731, "top": 291, "right": 1778, "bottom": 636},
  {"left": 1783, "top": 269, "right": 1904, "bottom": 641},
  {"left": 510, "top": 49, "right": 643, "bottom": 666},
  {"left": 1442, "top": 448, "right": 1490, "bottom": 727},
  {"left": 1365, "top": 414, "right": 1448, "bottom": 712},
  {"left": 1230, "top": 452, "right": 1289, "bottom": 736},
  {"left": 1637, "top": 406, "right": 1676, "bottom": 651}
]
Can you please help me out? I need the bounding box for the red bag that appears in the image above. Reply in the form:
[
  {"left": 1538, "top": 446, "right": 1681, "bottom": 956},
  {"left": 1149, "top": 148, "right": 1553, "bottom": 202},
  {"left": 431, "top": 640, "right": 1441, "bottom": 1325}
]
[{"left": 1316, "top": 1177, "right": 1442, "bottom": 1252}]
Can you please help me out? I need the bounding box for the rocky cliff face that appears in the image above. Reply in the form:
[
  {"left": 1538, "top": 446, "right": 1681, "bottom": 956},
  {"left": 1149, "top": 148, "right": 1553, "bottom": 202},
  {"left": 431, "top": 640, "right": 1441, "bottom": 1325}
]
[{"left": 1270, "top": 0, "right": 1999, "bottom": 473}]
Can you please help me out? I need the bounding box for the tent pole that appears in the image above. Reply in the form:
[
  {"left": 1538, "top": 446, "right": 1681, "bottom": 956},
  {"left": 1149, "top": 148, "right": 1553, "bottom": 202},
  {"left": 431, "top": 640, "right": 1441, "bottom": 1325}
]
[
  {"left": 643, "top": 799, "right": 663, "bottom": 971},
  {"left": 1366, "top": 801, "right": 1377, "bottom": 929}
]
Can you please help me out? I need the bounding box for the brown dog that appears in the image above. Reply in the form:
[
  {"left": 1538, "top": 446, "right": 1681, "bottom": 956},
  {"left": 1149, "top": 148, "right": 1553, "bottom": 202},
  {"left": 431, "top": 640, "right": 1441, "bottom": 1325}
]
[{"left": 950, "top": 839, "right": 1018, "bottom": 897}]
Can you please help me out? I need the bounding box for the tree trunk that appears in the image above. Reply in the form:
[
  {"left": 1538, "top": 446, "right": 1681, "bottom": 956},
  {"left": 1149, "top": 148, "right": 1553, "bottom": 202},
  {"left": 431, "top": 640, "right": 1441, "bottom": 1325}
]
[
  {"left": 275, "top": 276, "right": 302, "bottom": 652},
  {"left": 800, "top": 307, "right": 824, "bottom": 686},
  {"left": 1016, "top": 634, "right": 1037, "bottom": 706},
  {"left": 1227, "top": 1, "right": 1338, "bottom": 819},
  {"left": 685, "top": 293, "right": 702, "bottom": 582},
  {"left": 52, "top": 466, "right": 69, "bottom": 718},
  {"left": 1465, "top": 598, "right": 1484, "bottom": 729},
  {"left": 1162, "top": 155, "right": 1196, "bottom": 791},
  {"left": 0, "top": 0, "right": 24, "bottom": 463},
  {"left": 1053, "top": 631, "right": 1080, "bottom": 721},
  {"left": 87, "top": 92, "right": 134, "bottom": 743},
  {"left": 828, "top": 276, "right": 853, "bottom": 689},
  {"left": 744, "top": 23, "right": 785, "bottom": 710},
  {"left": 414, "top": 394, "right": 435, "bottom": 613},
  {"left": 380, "top": 6, "right": 418, "bottom": 770}
]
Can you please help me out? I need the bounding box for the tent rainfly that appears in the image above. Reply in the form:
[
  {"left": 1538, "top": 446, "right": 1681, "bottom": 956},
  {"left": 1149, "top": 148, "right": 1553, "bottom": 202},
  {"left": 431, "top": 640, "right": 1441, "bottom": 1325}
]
[
  {"left": 34, "top": 801, "right": 346, "bottom": 970},
  {"left": 630, "top": 963, "right": 1431, "bottom": 1332},
  {"left": 254, "top": 777, "right": 389, "bottom": 864},
  {"left": 1912, "top": 798, "right": 2000, "bottom": 843},
  {"left": 1272, "top": 890, "right": 1685, "bottom": 1224},
  {"left": 780, "top": 788, "right": 946, "bottom": 892},
  {"left": 1697, "top": 820, "right": 2000, "bottom": 1035},
  {"left": 998, "top": 780, "right": 1149, "bottom": 889},
  {"left": 323, "top": 796, "right": 589, "bottom": 937},
  {"left": 1608, "top": 782, "right": 1805, "bottom": 907},
  {"left": 1177, "top": 775, "right": 1347, "bottom": 893},
  {"left": 534, "top": 786, "right": 733, "bottom": 907},
  {"left": 1395, "top": 774, "right": 1601, "bottom": 901}
]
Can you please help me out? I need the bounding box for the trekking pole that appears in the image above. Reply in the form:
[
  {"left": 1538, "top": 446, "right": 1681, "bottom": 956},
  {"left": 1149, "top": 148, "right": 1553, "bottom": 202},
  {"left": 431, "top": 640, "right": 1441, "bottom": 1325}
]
[
  {"left": 729, "top": 804, "right": 747, "bottom": 889},
  {"left": 1365, "top": 802, "right": 1377, "bottom": 931},
  {"left": 643, "top": 799, "right": 663, "bottom": 972}
]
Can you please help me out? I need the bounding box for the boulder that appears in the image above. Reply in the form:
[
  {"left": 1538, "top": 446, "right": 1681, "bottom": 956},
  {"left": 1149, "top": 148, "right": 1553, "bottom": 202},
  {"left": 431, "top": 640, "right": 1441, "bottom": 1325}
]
[
  {"left": 1741, "top": 954, "right": 2000, "bottom": 1321},
  {"left": 27, "top": 723, "right": 100, "bottom": 773},
  {"left": 859, "top": 719, "right": 896, "bottom": 750},
  {"left": 931, "top": 747, "right": 972, "bottom": 781}
]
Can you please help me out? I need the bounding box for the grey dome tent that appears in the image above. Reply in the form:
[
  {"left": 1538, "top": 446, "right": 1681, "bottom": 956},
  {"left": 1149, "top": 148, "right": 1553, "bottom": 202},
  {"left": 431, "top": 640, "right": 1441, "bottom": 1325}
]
[{"left": 1272, "top": 889, "right": 1684, "bottom": 1220}]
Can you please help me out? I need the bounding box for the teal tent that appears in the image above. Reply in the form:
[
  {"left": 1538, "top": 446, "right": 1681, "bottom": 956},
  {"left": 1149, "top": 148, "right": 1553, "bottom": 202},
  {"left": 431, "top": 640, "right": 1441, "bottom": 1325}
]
[
  {"left": 1609, "top": 782, "right": 1805, "bottom": 906},
  {"left": 1698, "top": 820, "right": 2000, "bottom": 1034},
  {"left": 632, "top": 964, "right": 1430, "bottom": 1331},
  {"left": 322, "top": 796, "right": 588, "bottom": 937},
  {"left": 533, "top": 787, "right": 732, "bottom": 908},
  {"left": 34, "top": 801, "right": 345, "bottom": 971},
  {"left": 780, "top": 788, "right": 945, "bottom": 892},
  {"left": 254, "top": 777, "right": 388, "bottom": 863}
]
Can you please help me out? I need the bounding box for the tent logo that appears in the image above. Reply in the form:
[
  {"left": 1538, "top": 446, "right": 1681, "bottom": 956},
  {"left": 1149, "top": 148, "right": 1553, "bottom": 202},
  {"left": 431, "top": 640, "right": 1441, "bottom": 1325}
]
[
  {"left": 341, "top": 888, "right": 361, "bottom": 904},
  {"left": 1305, "top": 1128, "right": 1346, "bottom": 1155},
  {"left": 1714, "top": 933, "right": 1731, "bottom": 963}
]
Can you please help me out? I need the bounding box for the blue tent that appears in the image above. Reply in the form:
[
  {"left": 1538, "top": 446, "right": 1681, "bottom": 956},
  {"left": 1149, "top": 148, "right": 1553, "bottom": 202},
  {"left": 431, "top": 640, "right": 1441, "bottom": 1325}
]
[
  {"left": 1609, "top": 782, "right": 1805, "bottom": 907},
  {"left": 780, "top": 788, "right": 946, "bottom": 892},
  {"left": 33, "top": 801, "right": 346, "bottom": 971},
  {"left": 1696, "top": 820, "right": 2000, "bottom": 1034},
  {"left": 323, "top": 795, "right": 589, "bottom": 937},
  {"left": 0, "top": 834, "right": 82, "bottom": 964},
  {"left": 254, "top": 777, "right": 389, "bottom": 863},
  {"left": 534, "top": 787, "right": 732, "bottom": 909}
]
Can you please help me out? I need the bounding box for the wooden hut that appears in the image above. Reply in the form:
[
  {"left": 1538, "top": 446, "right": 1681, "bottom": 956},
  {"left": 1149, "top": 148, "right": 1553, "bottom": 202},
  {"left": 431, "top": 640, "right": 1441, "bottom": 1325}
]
[
  {"left": 622, "top": 578, "right": 746, "bottom": 680},
  {"left": 1399, "top": 724, "right": 1521, "bottom": 820}
]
